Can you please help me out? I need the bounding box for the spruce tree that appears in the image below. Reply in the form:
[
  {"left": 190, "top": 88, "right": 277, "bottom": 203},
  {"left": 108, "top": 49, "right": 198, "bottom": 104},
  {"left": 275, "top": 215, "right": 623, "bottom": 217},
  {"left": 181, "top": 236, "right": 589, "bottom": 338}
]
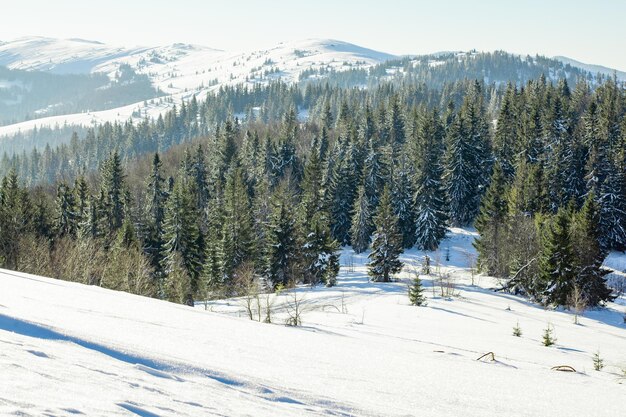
[
  {"left": 302, "top": 212, "right": 340, "bottom": 287},
  {"left": 100, "top": 150, "right": 126, "bottom": 232},
  {"left": 408, "top": 275, "right": 427, "bottom": 306},
  {"left": 368, "top": 187, "right": 404, "bottom": 282},
  {"left": 55, "top": 182, "right": 78, "bottom": 238},
  {"left": 571, "top": 194, "right": 614, "bottom": 306},
  {"left": 265, "top": 184, "right": 299, "bottom": 288},
  {"left": 145, "top": 153, "right": 168, "bottom": 283},
  {"left": 163, "top": 172, "right": 202, "bottom": 305},
  {"left": 221, "top": 166, "right": 255, "bottom": 281},
  {"left": 201, "top": 197, "right": 225, "bottom": 298},
  {"left": 413, "top": 110, "right": 448, "bottom": 250},
  {"left": 538, "top": 206, "right": 575, "bottom": 306},
  {"left": 391, "top": 154, "right": 416, "bottom": 248},
  {"left": 474, "top": 162, "right": 509, "bottom": 277},
  {"left": 350, "top": 184, "right": 373, "bottom": 253}
]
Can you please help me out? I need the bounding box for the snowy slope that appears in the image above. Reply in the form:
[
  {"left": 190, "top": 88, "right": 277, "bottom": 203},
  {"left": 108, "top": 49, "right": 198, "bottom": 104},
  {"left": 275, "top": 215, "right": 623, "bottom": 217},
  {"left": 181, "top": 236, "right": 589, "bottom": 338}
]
[
  {"left": 0, "top": 37, "right": 395, "bottom": 136},
  {"left": 554, "top": 56, "right": 626, "bottom": 81},
  {"left": 1, "top": 229, "right": 624, "bottom": 416}
]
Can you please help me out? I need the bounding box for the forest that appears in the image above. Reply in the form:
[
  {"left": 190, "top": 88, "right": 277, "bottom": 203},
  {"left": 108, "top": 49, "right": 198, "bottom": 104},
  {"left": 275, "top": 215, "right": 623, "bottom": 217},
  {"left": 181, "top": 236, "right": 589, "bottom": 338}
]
[{"left": 0, "top": 73, "right": 624, "bottom": 309}]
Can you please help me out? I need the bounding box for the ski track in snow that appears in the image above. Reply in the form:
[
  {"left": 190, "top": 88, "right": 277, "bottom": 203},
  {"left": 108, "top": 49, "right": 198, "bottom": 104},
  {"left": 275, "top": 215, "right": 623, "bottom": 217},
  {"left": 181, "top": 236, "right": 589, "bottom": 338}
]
[{"left": 0, "top": 228, "right": 625, "bottom": 416}]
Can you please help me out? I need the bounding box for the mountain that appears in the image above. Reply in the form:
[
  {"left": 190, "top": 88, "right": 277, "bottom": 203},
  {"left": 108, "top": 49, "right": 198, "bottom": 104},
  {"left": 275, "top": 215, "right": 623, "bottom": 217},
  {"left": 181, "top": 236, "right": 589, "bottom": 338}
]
[
  {"left": 554, "top": 55, "right": 626, "bottom": 81},
  {"left": 0, "top": 37, "right": 396, "bottom": 136},
  {"left": 1, "top": 229, "right": 624, "bottom": 416},
  {"left": 1, "top": 37, "right": 625, "bottom": 141}
]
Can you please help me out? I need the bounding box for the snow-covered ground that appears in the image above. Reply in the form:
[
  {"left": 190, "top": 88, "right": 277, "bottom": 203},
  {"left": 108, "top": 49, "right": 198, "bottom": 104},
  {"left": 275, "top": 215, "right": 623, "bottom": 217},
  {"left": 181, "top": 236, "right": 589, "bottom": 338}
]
[
  {"left": 0, "top": 229, "right": 625, "bottom": 416},
  {"left": 0, "top": 37, "right": 396, "bottom": 137}
]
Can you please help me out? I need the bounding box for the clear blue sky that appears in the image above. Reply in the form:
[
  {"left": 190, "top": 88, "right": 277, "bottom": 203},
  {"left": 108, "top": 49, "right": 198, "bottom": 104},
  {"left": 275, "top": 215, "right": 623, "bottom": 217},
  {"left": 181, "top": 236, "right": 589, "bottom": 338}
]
[{"left": 2, "top": 0, "right": 625, "bottom": 70}]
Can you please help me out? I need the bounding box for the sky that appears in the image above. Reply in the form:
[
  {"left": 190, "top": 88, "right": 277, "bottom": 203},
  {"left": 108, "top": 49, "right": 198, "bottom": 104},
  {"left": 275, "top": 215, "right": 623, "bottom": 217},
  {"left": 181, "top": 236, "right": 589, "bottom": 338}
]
[{"left": 1, "top": 0, "right": 625, "bottom": 71}]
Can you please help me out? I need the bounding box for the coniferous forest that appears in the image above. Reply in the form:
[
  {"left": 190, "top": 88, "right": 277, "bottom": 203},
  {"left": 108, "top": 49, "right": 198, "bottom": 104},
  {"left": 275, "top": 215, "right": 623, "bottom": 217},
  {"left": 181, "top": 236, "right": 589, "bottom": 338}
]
[{"left": 0, "top": 74, "right": 624, "bottom": 308}]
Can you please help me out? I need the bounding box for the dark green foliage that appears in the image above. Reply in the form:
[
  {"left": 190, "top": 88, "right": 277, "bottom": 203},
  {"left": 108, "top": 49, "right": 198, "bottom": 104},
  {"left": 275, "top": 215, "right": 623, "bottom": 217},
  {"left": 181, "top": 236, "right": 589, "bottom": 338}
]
[
  {"left": 542, "top": 324, "right": 556, "bottom": 346},
  {"left": 538, "top": 206, "right": 576, "bottom": 306},
  {"left": 368, "top": 187, "right": 404, "bottom": 282},
  {"left": 163, "top": 172, "right": 202, "bottom": 305},
  {"left": 408, "top": 275, "right": 427, "bottom": 306},
  {"left": 474, "top": 162, "right": 509, "bottom": 276},
  {"left": 100, "top": 150, "right": 126, "bottom": 232},
  {"left": 302, "top": 212, "right": 340, "bottom": 287},
  {"left": 55, "top": 182, "right": 79, "bottom": 238},
  {"left": 570, "top": 194, "right": 614, "bottom": 306},
  {"left": 350, "top": 185, "right": 372, "bottom": 254},
  {"left": 265, "top": 184, "right": 299, "bottom": 288},
  {"left": 221, "top": 166, "right": 255, "bottom": 280},
  {"left": 413, "top": 110, "right": 447, "bottom": 250}
]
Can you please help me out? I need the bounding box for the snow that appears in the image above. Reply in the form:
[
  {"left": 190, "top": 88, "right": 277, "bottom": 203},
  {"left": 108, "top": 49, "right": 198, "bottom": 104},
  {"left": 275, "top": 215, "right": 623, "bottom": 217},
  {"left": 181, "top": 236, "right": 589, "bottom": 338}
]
[
  {"left": 0, "top": 229, "right": 625, "bottom": 416},
  {"left": 0, "top": 37, "right": 396, "bottom": 137}
]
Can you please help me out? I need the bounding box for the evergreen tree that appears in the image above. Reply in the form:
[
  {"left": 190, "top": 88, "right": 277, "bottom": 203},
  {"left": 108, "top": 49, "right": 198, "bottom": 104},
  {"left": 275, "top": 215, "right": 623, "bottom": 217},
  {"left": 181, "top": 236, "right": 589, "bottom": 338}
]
[
  {"left": 0, "top": 170, "right": 32, "bottom": 269},
  {"left": 302, "top": 212, "right": 340, "bottom": 287},
  {"left": 444, "top": 115, "right": 477, "bottom": 226},
  {"left": 265, "top": 184, "right": 299, "bottom": 288},
  {"left": 55, "top": 182, "right": 78, "bottom": 238},
  {"left": 391, "top": 154, "right": 416, "bottom": 248},
  {"left": 474, "top": 162, "right": 509, "bottom": 276},
  {"left": 493, "top": 84, "right": 518, "bottom": 179},
  {"left": 414, "top": 110, "right": 448, "bottom": 250},
  {"left": 368, "top": 187, "right": 404, "bottom": 282},
  {"left": 571, "top": 194, "right": 614, "bottom": 306},
  {"left": 221, "top": 166, "right": 255, "bottom": 281},
  {"left": 163, "top": 172, "right": 202, "bottom": 305},
  {"left": 408, "top": 275, "right": 427, "bottom": 306},
  {"left": 538, "top": 206, "right": 576, "bottom": 306},
  {"left": 100, "top": 150, "right": 126, "bottom": 232},
  {"left": 350, "top": 184, "right": 372, "bottom": 253},
  {"left": 144, "top": 153, "right": 168, "bottom": 285},
  {"left": 201, "top": 197, "right": 225, "bottom": 298}
]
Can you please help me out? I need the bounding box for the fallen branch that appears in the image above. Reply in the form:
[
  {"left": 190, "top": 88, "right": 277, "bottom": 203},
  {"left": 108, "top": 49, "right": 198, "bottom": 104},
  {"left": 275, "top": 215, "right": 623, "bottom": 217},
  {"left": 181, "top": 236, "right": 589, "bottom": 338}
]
[
  {"left": 476, "top": 352, "right": 495, "bottom": 362},
  {"left": 551, "top": 365, "right": 576, "bottom": 372}
]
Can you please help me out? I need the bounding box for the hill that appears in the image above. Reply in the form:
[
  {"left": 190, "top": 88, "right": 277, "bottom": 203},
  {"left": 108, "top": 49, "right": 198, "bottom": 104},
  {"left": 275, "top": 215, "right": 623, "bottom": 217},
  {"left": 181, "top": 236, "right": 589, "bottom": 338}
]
[{"left": 1, "top": 229, "right": 624, "bottom": 416}]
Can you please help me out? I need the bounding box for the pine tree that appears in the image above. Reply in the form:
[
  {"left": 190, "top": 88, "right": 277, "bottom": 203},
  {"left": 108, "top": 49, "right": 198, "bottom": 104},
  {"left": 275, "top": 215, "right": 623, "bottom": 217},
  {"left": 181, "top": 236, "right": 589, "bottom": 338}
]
[
  {"left": 597, "top": 150, "right": 626, "bottom": 250},
  {"left": 327, "top": 156, "right": 356, "bottom": 245},
  {"left": 408, "top": 275, "right": 427, "bottom": 306},
  {"left": 542, "top": 324, "right": 556, "bottom": 346},
  {"left": 55, "top": 182, "right": 79, "bottom": 238},
  {"left": 538, "top": 206, "right": 575, "bottom": 306},
  {"left": 302, "top": 212, "right": 340, "bottom": 287},
  {"left": 474, "top": 162, "right": 509, "bottom": 277},
  {"left": 0, "top": 170, "right": 32, "bottom": 269},
  {"left": 100, "top": 150, "right": 126, "bottom": 232},
  {"left": 299, "top": 143, "right": 325, "bottom": 225},
  {"left": 413, "top": 110, "right": 448, "bottom": 250},
  {"left": 368, "top": 187, "right": 404, "bottom": 282},
  {"left": 265, "top": 184, "right": 299, "bottom": 288},
  {"left": 571, "top": 194, "right": 614, "bottom": 306},
  {"left": 201, "top": 197, "right": 225, "bottom": 298},
  {"left": 221, "top": 166, "right": 255, "bottom": 281},
  {"left": 163, "top": 172, "right": 202, "bottom": 305},
  {"left": 144, "top": 153, "right": 168, "bottom": 283},
  {"left": 350, "top": 184, "right": 372, "bottom": 253},
  {"left": 444, "top": 115, "right": 477, "bottom": 226},
  {"left": 391, "top": 154, "right": 416, "bottom": 248},
  {"left": 593, "top": 351, "right": 604, "bottom": 371},
  {"left": 493, "top": 84, "right": 518, "bottom": 179}
]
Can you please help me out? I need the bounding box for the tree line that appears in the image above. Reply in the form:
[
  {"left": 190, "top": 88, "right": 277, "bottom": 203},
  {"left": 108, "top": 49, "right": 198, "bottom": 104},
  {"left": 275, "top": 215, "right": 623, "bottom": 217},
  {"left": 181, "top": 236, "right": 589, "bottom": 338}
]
[{"left": 0, "top": 75, "right": 623, "bottom": 308}]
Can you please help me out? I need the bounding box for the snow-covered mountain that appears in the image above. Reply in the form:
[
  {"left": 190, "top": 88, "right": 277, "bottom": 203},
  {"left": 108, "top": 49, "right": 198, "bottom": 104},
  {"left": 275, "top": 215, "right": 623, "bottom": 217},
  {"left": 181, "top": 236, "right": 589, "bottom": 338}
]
[
  {"left": 1, "top": 229, "right": 624, "bottom": 416},
  {"left": 0, "top": 36, "right": 396, "bottom": 136},
  {"left": 1, "top": 36, "right": 626, "bottom": 139},
  {"left": 554, "top": 55, "right": 626, "bottom": 81}
]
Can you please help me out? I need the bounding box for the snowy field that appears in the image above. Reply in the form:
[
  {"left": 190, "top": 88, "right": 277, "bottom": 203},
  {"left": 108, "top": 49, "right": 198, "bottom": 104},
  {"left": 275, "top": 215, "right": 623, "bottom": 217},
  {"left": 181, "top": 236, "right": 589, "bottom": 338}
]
[{"left": 0, "top": 229, "right": 625, "bottom": 416}]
